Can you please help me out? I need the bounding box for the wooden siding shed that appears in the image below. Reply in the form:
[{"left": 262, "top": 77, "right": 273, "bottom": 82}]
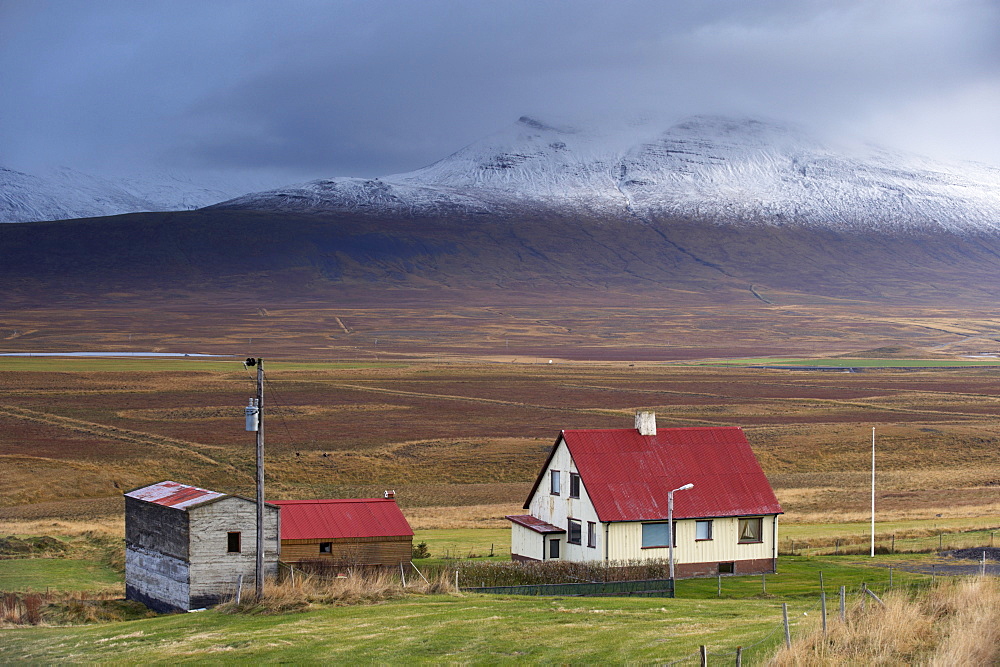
[{"left": 271, "top": 498, "right": 414, "bottom": 568}]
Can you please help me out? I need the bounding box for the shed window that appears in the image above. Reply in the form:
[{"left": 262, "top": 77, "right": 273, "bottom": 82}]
[
  {"left": 738, "top": 518, "right": 763, "bottom": 543},
  {"left": 641, "top": 522, "right": 675, "bottom": 548},
  {"left": 696, "top": 520, "right": 713, "bottom": 541},
  {"left": 569, "top": 472, "right": 581, "bottom": 498},
  {"left": 587, "top": 522, "right": 597, "bottom": 548},
  {"left": 319, "top": 542, "right": 332, "bottom": 553},
  {"left": 567, "top": 519, "right": 582, "bottom": 545},
  {"left": 227, "top": 531, "right": 241, "bottom": 553},
  {"left": 550, "top": 470, "right": 561, "bottom": 495},
  {"left": 549, "top": 538, "right": 560, "bottom": 559}
]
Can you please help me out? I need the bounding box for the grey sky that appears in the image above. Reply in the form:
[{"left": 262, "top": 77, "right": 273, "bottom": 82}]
[{"left": 2, "top": 0, "right": 998, "bottom": 186}]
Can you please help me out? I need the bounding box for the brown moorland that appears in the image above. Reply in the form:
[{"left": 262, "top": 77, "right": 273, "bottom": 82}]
[{"left": 2, "top": 349, "right": 1000, "bottom": 534}]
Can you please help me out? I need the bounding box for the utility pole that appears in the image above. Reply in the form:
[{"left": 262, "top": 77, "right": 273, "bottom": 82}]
[
  {"left": 255, "top": 358, "right": 264, "bottom": 600},
  {"left": 245, "top": 357, "right": 265, "bottom": 601}
]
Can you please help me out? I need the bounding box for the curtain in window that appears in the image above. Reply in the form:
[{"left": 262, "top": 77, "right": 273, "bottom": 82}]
[{"left": 739, "top": 518, "right": 761, "bottom": 542}]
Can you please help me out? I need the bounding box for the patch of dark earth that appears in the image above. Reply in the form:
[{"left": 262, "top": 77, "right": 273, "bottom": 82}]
[{"left": 858, "top": 548, "right": 1000, "bottom": 577}]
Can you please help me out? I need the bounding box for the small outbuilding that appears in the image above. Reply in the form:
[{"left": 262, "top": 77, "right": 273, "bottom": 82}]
[
  {"left": 507, "top": 412, "right": 782, "bottom": 577},
  {"left": 124, "top": 480, "right": 280, "bottom": 612},
  {"left": 271, "top": 497, "right": 414, "bottom": 569}
]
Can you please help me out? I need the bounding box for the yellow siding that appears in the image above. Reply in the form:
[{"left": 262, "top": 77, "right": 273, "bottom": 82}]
[{"left": 608, "top": 516, "right": 777, "bottom": 563}]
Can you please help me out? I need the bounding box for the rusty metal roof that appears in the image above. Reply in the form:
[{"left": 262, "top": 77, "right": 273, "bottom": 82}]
[
  {"left": 525, "top": 427, "right": 782, "bottom": 522},
  {"left": 270, "top": 498, "right": 414, "bottom": 540},
  {"left": 124, "top": 480, "right": 227, "bottom": 510},
  {"left": 505, "top": 515, "right": 566, "bottom": 534}
]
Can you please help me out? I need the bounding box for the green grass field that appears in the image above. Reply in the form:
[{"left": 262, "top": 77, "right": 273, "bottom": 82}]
[
  {"left": 0, "top": 555, "right": 941, "bottom": 664},
  {"left": 694, "top": 357, "right": 1000, "bottom": 367},
  {"left": 0, "top": 558, "right": 121, "bottom": 592}
]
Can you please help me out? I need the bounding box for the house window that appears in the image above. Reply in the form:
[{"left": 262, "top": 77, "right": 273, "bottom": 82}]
[
  {"left": 569, "top": 472, "right": 581, "bottom": 498},
  {"left": 227, "top": 531, "right": 241, "bottom": 553},
  {"left": 550, "top": 470, "right": 561, "bottom": 495},
  {"left": 319, "top": 542, "right": 332, "bottom": 553},
  {"left": 738, "top": 517, "right": 763, "bottom": 543},
  {"left": 641, "top": 522, "right": 675, "bottom": 548},
  {"left": 587, "top": 522, "right": 597, "bottom": 548},
  {"left": 549, "top": 538, "right": 560, "bottom": 559},
  {"left": 567, "top": 519, "right": 582, "bottom": 545},
  {"left": 696, "top": 520, "right": 713, "bottom": 541}
]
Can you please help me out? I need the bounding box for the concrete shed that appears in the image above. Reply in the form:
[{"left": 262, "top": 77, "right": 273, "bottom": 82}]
[{"left": 125, "top": 481, "right": 280, "bottom": 612}]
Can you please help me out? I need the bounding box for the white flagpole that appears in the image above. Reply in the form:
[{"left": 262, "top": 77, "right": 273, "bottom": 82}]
[{"left": 870, "top": 427, "right": 875, "bottom": 558}]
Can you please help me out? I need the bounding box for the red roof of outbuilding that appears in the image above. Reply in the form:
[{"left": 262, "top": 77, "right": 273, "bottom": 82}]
[
  {"left": 270, "top": 498, "right": 414, "bottom": 540},
  {"left": 505, "top": 515, "right": 566, "bottom": 534},
  {"left": 525, "top": 427, "right": 781, "bottom": 522}
]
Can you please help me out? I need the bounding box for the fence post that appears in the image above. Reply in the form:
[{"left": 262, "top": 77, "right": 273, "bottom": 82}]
[
  {"left": 839, "top": 585, "right": 846, "bottom": 622},
  {"left": 939, "top": 533, "right": 942, "bottom": 550},
  {"left": 782, "top": 602, "right": 791, "bottom": 649},
  {"left": 455, "top": 569, "right": 459, "bottom": 591},
  {"left": 889, "top": 566, "right": 892, "bottom": 588},
  {"left": 235, "top": 573, "right": 243, "bottom": 604},
  {"left": 821, "top": 591, "right": 827, "bottom": 634},
  {"left": 699, "top": 645, "right": 707, "bottom": 666},
  {"left": 735, "top": 646, "right": 743, "bottom": 667},
  {"left": 891, "top": 534, "right": 895, "bottom": 553},
  {"left": 400, "top": 562, "right": 407, "bottom": 587},
  {"left": 819, "top": 570, "right": 824, "bottom": 595},
  {"left": 932, "top": 565, "right": 936, "bottom": 585},
  {"left": 982, "top": 551, "right": 987, "bottom": 577},
  {"left": 718, "top": 573, "right": 722, "bottom": 597},
  {"left": 762, "top": 573, "right": 766, "bottom": 595},
  {"left": 861, "top": 582, "right": 867, "bottom": 612}
]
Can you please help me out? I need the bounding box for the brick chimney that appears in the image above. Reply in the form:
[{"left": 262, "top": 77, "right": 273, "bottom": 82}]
[{"left": 635, "top": 411, "right": 656, "bottom": 436}]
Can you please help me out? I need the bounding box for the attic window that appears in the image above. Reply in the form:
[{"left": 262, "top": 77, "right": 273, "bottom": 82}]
[
  {"left": 227, "top": 531, "right": 241, "bottom": 553},
  {"left": 569, "top": 473, "right": 581, "bottom": 498},
  {"left": 738, "top": 518, "right": 763, "bottom": 544},
  {"left": 550, "top": 470, "right": 561, "bottom": 495}
]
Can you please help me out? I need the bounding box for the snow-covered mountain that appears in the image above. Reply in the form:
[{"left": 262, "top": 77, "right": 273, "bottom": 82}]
[
  {"left": 211, "top": 115, "right": 1000, "bottom": 233},
  {"left": 0, "top": 166, "right": 267, "bottom": 223}
]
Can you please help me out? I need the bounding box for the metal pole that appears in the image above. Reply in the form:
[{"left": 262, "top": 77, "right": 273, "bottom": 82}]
[
  {"left": 870, "top": 427, "right": 875, "bottom": 558},
  {"left": 839, "top": 585, "right": 846, "bottom": 622},
  {"left": 255, "top": 359, "right": 264, "bottom": 602},
  {"left": 668, "top": 490, "right": 675, "bottom": 582}
]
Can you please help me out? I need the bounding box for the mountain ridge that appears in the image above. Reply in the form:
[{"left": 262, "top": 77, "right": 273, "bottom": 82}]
[{"left": 210, "top": 115, "right": 1000, "bottom": 233}]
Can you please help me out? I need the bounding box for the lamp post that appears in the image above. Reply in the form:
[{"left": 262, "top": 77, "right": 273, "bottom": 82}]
[{"left": 668, "top": 483, "right": 694, "bottom": 582}]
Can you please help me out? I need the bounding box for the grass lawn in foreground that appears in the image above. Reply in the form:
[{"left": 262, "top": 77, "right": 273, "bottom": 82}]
[
  {"left": 0, "top": 558, "right": 122, "bottom": 592},
  {"left": 0, "top": 593, "right": 793, "bottom": 664}
]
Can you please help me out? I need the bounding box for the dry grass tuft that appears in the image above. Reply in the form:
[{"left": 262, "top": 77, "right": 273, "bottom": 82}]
[
  {"left": 770, "top": 578, "right": 1000, "bottom": 665},
  {"left": 219, "top": 567, "right": 458, "bottom": 614}
]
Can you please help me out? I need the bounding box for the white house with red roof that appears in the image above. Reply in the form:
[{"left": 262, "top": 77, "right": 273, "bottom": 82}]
[
  {"left": 506, "top": 412, "right": 782, "bottom": 577},
  {"left": 124, "top": 480, "right": 280, "bottom": 612},
  {"left": 271, "top": 496, "right": 414, "bottom": 568}
]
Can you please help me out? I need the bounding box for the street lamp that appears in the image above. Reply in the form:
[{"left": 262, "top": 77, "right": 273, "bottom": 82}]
[{"left": 668, "top": 483, "right": 694, "bottom": 582}]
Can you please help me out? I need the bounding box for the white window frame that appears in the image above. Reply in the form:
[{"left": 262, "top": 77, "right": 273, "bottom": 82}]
[{"left": 695, "top": 520, "right": 713, "bottom": 541}]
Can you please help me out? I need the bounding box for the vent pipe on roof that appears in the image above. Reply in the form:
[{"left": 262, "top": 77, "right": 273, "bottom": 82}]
[{"left": 635, "top": 411, "right": 656, "bottom": 436}]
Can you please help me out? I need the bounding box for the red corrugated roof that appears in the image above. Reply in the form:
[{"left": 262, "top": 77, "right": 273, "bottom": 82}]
[
  {"left": 124, "top": 480, "right": 226, "bottom": 509},
  {"left": 505, "top": 515, "right": 566, "bottom": 534},
  {"left": 526, "top": 427, "right": 781, "bottom": 522},
  {"left": 270, "top": 498, "right": 414, "bottom": 540}
]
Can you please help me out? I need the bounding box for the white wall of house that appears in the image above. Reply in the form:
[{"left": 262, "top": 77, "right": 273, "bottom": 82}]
[
  {"left": 607, "top": 515, "right": 778, "bottom": 563},
  {"left": 510, "top": 523, "right": 546, "bottom": 561},
  {"left": 526, "top": 437, "right": 603, "bottom": 562}
]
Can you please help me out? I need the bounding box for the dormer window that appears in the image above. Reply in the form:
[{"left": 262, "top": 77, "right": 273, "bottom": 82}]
[{"left": 550, "top": 470, "right": 561, "bottom": 495}]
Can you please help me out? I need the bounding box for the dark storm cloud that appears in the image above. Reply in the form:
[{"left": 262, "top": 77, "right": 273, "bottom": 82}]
[{"left": 1, "top": 0, "right": 999, "bottom": 183}]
